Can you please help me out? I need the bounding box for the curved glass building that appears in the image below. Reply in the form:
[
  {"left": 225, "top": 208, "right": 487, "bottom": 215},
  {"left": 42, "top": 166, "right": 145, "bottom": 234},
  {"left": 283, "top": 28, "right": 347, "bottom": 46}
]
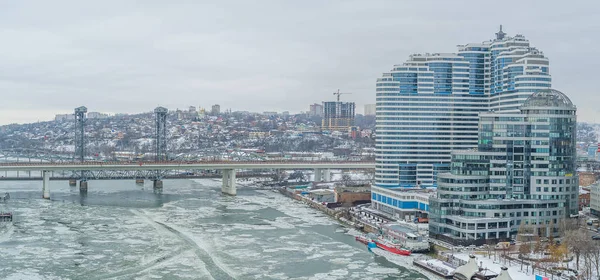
[
  {"left": 372, "top": 27, "right": 552, "bottom": 218},
  {"left": 429, "top": 89, "right": 577, "bottom": 245}
]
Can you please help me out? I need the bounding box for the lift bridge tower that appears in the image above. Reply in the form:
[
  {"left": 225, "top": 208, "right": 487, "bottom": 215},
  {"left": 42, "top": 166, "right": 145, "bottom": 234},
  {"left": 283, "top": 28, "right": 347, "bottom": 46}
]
[
  {"left": 74, "top": 106, "right": 89, "bottom": 193},
  {"left": 153, "top": 106, "right": 169, "bottom": 194}
]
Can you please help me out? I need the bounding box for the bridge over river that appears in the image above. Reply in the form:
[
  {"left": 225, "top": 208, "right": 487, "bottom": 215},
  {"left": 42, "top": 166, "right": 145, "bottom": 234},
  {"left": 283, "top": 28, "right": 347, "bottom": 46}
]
[{"left": 0, "top": 160, "right": 375, "bottom": 197}]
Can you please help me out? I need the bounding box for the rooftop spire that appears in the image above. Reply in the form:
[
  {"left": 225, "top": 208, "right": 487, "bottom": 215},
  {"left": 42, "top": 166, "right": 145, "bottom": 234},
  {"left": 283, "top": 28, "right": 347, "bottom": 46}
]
[{"left": 496, "top": 25, "right": 506, "bottom": 40}]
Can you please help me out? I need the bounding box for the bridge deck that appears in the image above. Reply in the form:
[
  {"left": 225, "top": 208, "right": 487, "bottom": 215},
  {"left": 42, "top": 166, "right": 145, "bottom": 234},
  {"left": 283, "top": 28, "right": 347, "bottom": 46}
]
[{"left": 0, "top": 161, "right": 375, "bottom": 172}]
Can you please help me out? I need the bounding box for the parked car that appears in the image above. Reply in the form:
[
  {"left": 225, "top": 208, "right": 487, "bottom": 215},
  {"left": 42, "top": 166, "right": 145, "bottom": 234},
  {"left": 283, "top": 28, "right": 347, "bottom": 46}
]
[{"left": 591, "top": 235, "right": 600, "bottom": 240}]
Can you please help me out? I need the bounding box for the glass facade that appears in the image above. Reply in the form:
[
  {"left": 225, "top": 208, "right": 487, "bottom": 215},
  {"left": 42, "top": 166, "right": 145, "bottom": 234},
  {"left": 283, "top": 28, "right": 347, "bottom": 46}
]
[
  {"left": 429, "top": 89, "right": 578, "bottom": 245},
  {"left": 373, "top": 28, "right": 553, "bottom": 217}
]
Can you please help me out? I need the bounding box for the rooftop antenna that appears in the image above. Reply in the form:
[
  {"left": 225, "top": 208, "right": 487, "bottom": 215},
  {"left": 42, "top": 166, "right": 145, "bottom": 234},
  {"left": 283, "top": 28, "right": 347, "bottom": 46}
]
[
  {"left": 333, "top": 89, "right": 352, "bottom": 102},
  {"left": 496, "top": 25, "right": 506, "bottom": 40}
]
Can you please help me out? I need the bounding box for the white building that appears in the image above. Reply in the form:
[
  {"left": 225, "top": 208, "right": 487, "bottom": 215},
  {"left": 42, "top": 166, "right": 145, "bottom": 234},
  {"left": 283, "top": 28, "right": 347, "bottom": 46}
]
[
  {"left": 87, "top": 112, "right": 109, "bottom": 119},
  {"left": 373, "top": 27, "right": 552, "bottom": 217},
  {"left": 591, "top": 182, "right": 600, "bottom": 217},
  {"left": 363, "top": 104, "right": 376, "bottom": 116},
  {"left": 429, "top": 89, "right": 578, "bottom": 245},
  {"left": 54, "top": 114, "right": 74, "bottom": 122}
]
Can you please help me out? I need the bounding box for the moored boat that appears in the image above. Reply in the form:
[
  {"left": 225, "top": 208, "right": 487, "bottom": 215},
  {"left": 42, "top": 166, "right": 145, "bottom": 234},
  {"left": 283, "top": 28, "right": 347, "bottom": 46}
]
[
  {"left": 355, "top": 235, "right": 370, "bottom": 245},
  {"left": 374, "top": 238, "right": 411, "bottom": 256}
]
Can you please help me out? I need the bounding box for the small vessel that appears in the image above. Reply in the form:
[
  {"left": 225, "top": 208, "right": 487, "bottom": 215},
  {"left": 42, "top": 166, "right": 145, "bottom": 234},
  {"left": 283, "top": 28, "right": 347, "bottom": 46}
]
[
  {"left": 0, "top": 192, "right": 12, "bottom": 222},
  {"left": 356, "top": 234, "right": 411, "bottom": 256},
  {"left": 355, "top": 235, "right": 370, "bottom": 245},
  {"left": 374, "top": 238, "right": 411, "bottom": 256},
  {"left": 0, "top": 212, "right": 11, "bottom": 222}
]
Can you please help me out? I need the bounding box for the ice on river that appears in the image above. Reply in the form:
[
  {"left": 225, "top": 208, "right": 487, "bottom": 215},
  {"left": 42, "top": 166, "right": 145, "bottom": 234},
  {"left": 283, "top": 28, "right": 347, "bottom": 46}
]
[{"left": 0, "top": 179, "right": 425, "bottom": 279}]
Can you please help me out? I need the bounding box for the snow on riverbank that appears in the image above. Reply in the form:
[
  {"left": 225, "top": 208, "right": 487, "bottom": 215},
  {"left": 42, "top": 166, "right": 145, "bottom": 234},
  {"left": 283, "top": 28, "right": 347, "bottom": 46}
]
[{"left": 453, "top": 253, "right": 539, "bottom": 280}]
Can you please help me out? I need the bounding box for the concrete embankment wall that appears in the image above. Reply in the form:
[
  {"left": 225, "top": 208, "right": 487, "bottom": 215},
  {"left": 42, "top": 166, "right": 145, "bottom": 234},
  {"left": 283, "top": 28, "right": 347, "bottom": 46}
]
[
  {"left": 278, "top": 188, "right": 383, "bottom": 235},
  {"left": 279, "top": 188, "right": 356, "bottom": 224}
]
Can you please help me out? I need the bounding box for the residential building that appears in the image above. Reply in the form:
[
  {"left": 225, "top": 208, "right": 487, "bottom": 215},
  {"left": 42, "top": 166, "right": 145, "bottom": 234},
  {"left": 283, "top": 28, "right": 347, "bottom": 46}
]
[
  {"left": 580, "top": 188, "right": 590, "bottom": 211},
  {"left": 248, "top": 131, "right": 270, "bottom": 139},
  {"left": 579, "top": 172, "right": 597, "bottom": 187},
  {"left": 588, "top": 145, "right": 597, "bottom": 159},
  {"left": 428, "top": 89, "right": 578, "bottom": 245},
  {"left": 54, "top": 114, "right": 74, "bottom": 122},
  {"left": 211, "top": 104, "right": 220, "bottom": 115},
  {"left": 87, "top": 112, "right": 109, "bottom": 119},
  {"left": 322, "top": 101, "right": 355, "bottom": 132},
  {"left": 591, "top": 183, "right": 600, "bottom": 216},
  {"left": 363, "top": 104, "right": 376, "bottom": 116},
  {"left": 349, "top": 126, "right": 359, "bottom": 139},
  {"left": 373, "top": 27, "right": 552, "bottom": 216},
  {"left": 309, "top": 103, "right": 323, "bottom": 117}
]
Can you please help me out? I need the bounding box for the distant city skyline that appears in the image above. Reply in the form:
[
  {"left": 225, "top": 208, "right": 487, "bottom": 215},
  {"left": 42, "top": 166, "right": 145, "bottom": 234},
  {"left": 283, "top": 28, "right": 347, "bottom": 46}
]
[
  {"left": 12, "top": 101, "right": 376, "bottom": 124},
  {"left": 0, "top": 1, "right": 598, "bottom": 125}
]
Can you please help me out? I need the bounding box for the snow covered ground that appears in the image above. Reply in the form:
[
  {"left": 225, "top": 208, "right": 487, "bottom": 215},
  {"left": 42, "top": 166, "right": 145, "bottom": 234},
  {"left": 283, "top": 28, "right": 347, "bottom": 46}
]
[{"left": 453, "top": 253, "right": 544, "bottom": 280}]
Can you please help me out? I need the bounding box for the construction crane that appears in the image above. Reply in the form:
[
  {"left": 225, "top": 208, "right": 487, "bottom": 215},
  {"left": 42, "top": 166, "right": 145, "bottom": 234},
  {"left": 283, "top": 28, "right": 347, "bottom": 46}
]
[{"left": 333, "top": 89, "right": 352, "bottom": 102}]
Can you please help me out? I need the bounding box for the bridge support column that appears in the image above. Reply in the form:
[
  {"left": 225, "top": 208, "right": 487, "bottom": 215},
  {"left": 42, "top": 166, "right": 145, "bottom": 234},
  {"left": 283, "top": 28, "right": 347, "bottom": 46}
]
[
  {"left": 79, "top": 180, "right": 88, "bottom": 193},
  {"left": 69, "top": 179, "right": 77, "bottom": 187},
  {"left": 221, "top": 169, "right": 236, "bottom": 196},
  {"left": 314, "top": 168, "right": 322, "bottom": 182},
  {"left": 42, "top": 170, "right": 50, "bottom": 199},
  {"left": 153, "top": 180, "right": 163, "bottom": 194},
  {"left": 323, "top": 169, "right": 331, "bottom": 182}
]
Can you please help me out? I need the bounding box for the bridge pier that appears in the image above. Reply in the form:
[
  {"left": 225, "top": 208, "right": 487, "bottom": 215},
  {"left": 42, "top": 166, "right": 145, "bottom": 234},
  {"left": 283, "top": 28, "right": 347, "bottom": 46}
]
[
  {"left": 314, "top": 168, "right": 322, "bottom": 182},
  {"left": 323, "top": 169, "right": 331, "bottom": 182},
  {"left": 221, "top": 169, "right": 236, "bottom": 196},
  {"left": 42, "top": 170, "right": 50, "bottom": 199},
  {"left": 79, "top": 180, "right": 88, "bottom": 193},
  {"left": 153, "top": 179, "right": 163, "bottom": 194}
]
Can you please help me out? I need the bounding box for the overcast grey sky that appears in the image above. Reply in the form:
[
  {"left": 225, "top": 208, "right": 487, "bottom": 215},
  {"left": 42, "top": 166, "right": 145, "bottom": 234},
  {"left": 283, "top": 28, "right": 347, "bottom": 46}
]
[{"left": 1, "top": 1, "right": 598, "bottom": 124}]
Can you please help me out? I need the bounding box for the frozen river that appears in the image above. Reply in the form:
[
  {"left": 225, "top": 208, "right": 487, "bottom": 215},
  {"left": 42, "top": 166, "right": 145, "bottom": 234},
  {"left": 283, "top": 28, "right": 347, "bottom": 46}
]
[{"left": 0, "top": 179, "right": 428, "bottom": 279}]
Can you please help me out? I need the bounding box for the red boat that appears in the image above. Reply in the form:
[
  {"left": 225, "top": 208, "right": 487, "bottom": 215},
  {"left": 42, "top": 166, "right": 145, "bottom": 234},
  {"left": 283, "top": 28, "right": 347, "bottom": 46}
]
[
  {"left": 375, "top": 239, "right": 411, "bottom": 256},
  {"left": 355, "top": 235, "right": 371, "bottom": 245}
]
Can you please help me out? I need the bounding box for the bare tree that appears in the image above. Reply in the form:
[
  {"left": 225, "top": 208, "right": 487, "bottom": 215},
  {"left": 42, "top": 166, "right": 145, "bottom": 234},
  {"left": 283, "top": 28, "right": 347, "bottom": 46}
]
[
  {"left": 564, "top": 229, "right": 589, "bottom": 271},
  {"left": 557, "top": 218, "right": 578, "bottom": 236},
  {"left": 582, "top": 243, "right": 594, "bottom": 280},
  {"left": 518, "top": 242, "right": 530, "bottom": 272},
  {"left": 486, "top": 239, "right": 494, "bottom": 259},
  {"left": 590, "top": 241, "right": 600, "bottom": 279},
  {"left": 532, "top": 236, "right": 544, "bottom": 276},
  {"left": 341, "top": 174, "right": 352, "bottom": 186}
]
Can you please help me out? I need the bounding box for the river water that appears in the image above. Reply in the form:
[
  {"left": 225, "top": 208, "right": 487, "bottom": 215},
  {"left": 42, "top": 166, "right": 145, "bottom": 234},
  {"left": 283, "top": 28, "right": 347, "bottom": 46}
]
[{"left": 0, "top": 179, "right": 428, "bottom": 279}]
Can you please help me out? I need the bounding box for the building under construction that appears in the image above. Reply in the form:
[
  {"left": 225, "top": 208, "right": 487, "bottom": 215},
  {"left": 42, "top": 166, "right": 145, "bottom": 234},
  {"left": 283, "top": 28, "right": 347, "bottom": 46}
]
[{"left": 321, "top": 101, "right": 355, "bottom": 132}]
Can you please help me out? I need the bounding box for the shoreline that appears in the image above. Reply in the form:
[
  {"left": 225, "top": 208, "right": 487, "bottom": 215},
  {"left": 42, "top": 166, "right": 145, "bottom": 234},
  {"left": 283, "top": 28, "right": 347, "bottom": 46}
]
[{"left": 275, "top": 187, "right": 444, "bottom": 279}]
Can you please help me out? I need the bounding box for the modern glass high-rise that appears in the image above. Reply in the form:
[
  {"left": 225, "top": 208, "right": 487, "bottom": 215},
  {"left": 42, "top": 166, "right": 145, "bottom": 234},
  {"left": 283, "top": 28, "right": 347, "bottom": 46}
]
[
  {"left": 429, "top": 89, "right": 578, "bottom": 245},
  {"left": 372, "top": 27, "right": 552, "bottom": 216}
]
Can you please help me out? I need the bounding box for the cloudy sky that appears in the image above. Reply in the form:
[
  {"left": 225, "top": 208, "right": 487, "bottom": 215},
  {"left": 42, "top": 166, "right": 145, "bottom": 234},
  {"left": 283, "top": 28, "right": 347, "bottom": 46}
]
[{"left": 0, "top": 1, "right": 598, "bottom": 124}]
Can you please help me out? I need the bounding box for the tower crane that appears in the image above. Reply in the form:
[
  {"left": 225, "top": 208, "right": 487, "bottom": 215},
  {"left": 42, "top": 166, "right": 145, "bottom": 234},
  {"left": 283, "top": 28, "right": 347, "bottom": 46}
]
[{"left": 333, "top": 89, "right": 352, "bottom": 102}]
